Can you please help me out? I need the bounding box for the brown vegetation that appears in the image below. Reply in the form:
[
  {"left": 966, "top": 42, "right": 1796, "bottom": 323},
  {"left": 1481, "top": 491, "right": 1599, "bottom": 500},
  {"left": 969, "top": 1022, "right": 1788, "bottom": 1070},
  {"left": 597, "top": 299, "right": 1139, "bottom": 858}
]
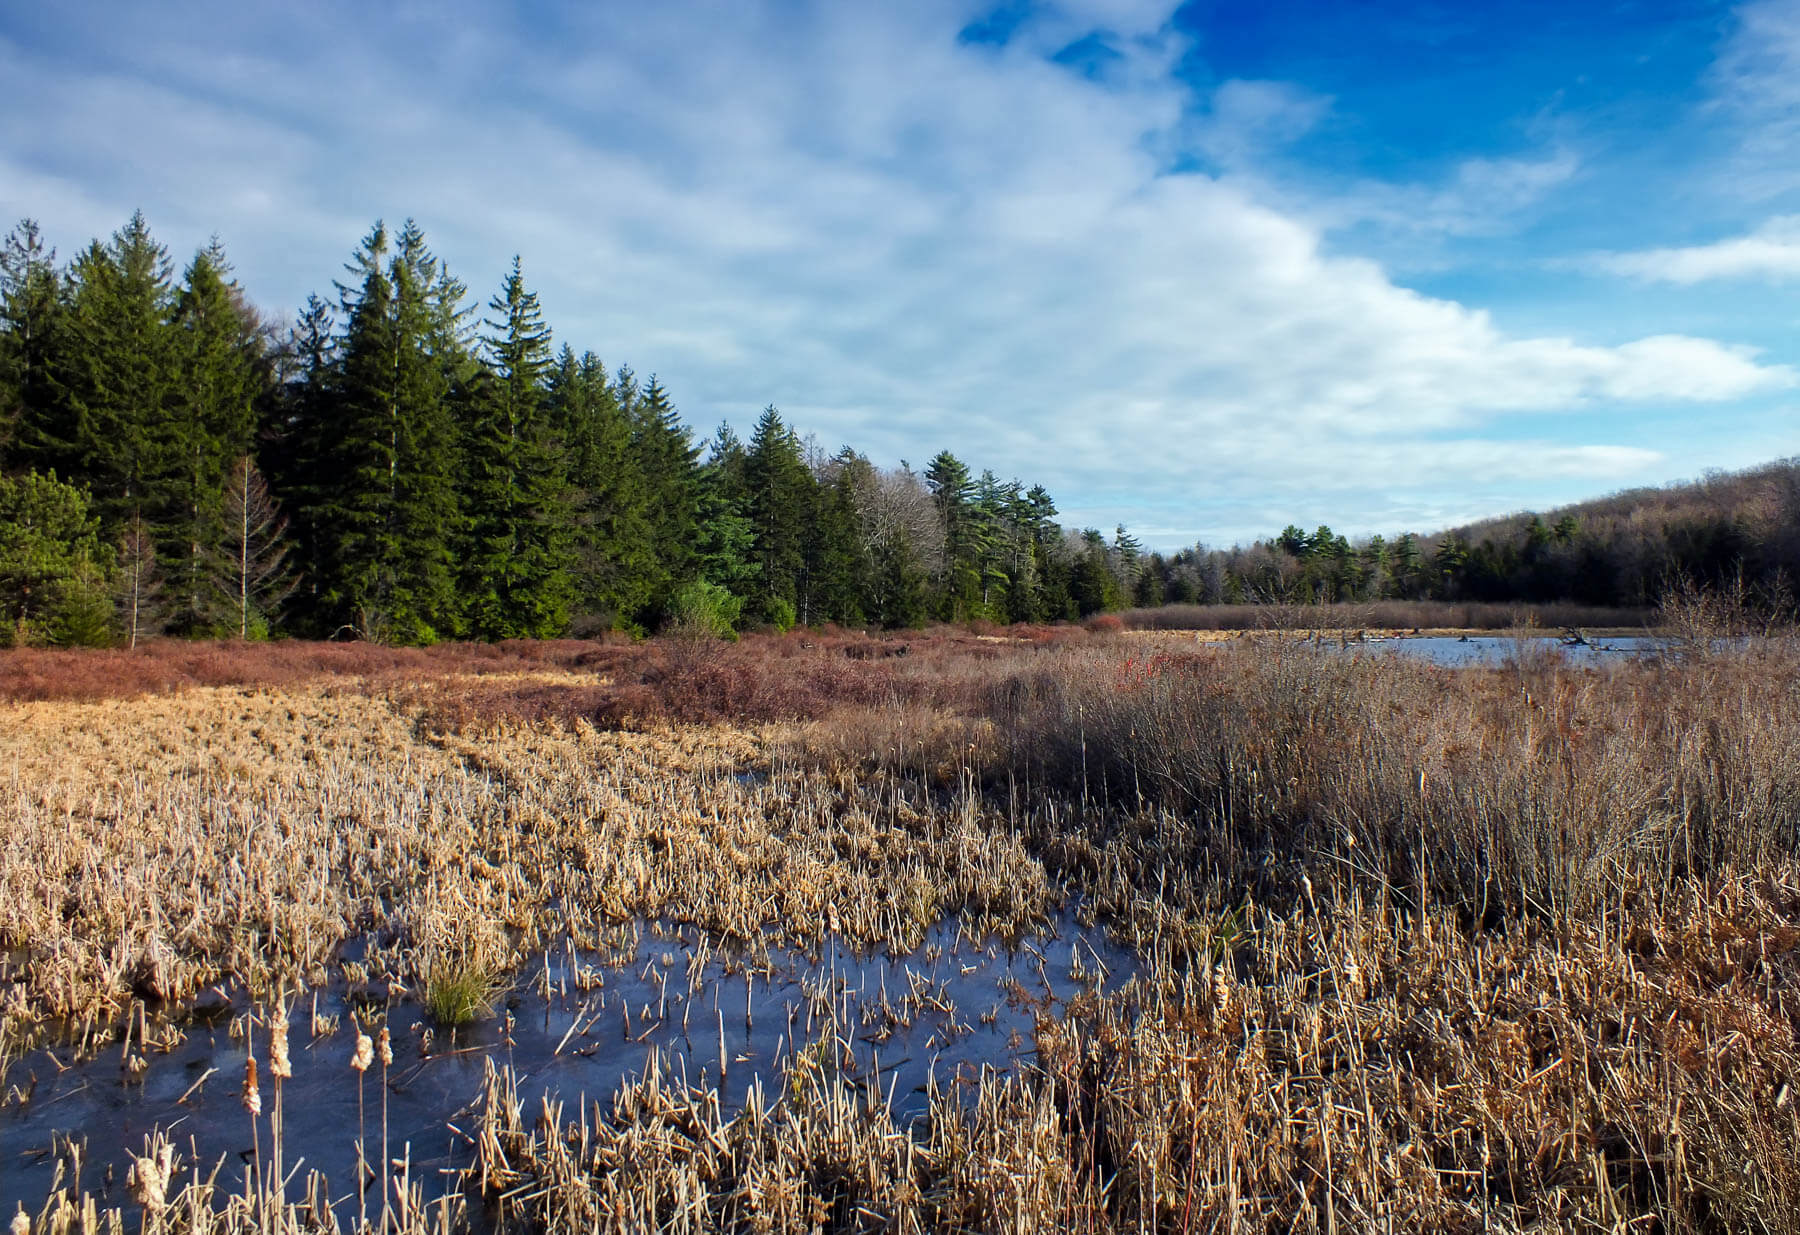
[{"left": 5, "top": 623, "right": 1800, "bottom": 1232}]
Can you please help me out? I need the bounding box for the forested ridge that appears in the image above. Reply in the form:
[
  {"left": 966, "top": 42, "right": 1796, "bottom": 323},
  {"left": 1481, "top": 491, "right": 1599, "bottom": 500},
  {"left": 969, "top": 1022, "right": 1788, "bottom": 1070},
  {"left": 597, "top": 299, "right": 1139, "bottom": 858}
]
[
  {"left": 0, "top": 214, "right": 1149, "bottom": 645},
  {"left": 1127, "top": 462, "right": 1800, "bottom": 613}
]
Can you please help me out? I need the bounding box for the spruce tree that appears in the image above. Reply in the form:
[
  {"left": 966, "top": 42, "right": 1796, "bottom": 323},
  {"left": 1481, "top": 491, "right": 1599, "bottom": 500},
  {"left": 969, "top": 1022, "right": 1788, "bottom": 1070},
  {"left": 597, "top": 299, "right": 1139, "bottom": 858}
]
[
  {"left": 316, "top": 221, "right": 468, "bottom": 642},
  {"left": 163, "top": 240, "right": 266, "bottom": 633},
  {"left": 262, "top": 293, "right": 336, "bottom": 630},
  {"left": 549, "top": 348, "right": 657, "bottom": 629},
  {"left": 461, "top": 258, "right": 572, "bottom": 638},
  {"left": 926, "top": 450, "right": 981, "bottom": 618},
  {"left": 744, "top": 405, "right": 814, "bottom": 624},
  {"left": 24, "top": 212, "right": 177, "bottom": 532},
  {"left": 0, "top": 220, "right": 62, "bottom": 470},
  {"left": 692, "top": 422, "right": 758, "bottom": 598},
  {"left": 629, "top": 375, "right": 701, "bottom": 625}
]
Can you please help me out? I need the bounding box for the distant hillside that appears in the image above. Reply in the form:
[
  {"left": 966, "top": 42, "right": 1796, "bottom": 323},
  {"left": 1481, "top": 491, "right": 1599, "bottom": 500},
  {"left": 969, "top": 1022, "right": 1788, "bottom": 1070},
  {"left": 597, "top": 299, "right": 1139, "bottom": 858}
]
[{"left": 1133, "top": 457, "right": 1800, "bottom": 611}]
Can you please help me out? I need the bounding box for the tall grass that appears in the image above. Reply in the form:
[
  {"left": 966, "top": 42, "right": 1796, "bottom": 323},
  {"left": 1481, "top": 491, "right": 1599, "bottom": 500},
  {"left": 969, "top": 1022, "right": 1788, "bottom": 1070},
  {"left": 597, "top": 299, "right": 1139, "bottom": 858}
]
[{"left": 976, "top": 638, "right": 1800, "bottom": 920}]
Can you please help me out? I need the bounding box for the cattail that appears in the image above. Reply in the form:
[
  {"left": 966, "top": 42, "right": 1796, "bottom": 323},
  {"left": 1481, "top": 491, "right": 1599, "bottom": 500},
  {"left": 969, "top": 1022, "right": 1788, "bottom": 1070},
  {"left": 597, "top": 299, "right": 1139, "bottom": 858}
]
[
  {"left": 127, "top": 1142, "right": 174, "bottom": 1212},
  {"left": 269, "top": 1011, "right": 292, "bottom": 1080},
  {"left": 241, "top": 1055, "right": 261, "bottom": 1117},
  {"left": 12, "top": 1205, "right": 30, "bottom": 1235},
  {"left": 351, "top": 1032, "right": 374, "bottom": 1072},
  {"left": 377, "top": 1026, "right": 392, "bottom": 1067}
]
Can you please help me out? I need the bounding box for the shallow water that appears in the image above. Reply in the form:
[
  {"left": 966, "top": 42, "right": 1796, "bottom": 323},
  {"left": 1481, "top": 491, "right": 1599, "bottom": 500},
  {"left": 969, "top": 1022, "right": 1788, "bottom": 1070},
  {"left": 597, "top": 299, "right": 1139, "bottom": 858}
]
[
  {"left": 0, "top": 914, "right": 1134, "bottom": 1220},
  {"left": 1351, "top": 634, "right": 1660, "bottom": 667}
]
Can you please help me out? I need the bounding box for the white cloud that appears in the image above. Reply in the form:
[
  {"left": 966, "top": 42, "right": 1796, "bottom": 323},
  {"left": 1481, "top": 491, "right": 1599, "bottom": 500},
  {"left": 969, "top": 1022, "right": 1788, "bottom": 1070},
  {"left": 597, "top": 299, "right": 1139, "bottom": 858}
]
[
  {"left": 1710, "top": 0, "right": 1800, "bottom": 199},
  {"left": 0, "top": 0, "right": 1787, "bottom": 550},
  {"left": 1587, "top": 215, "right": 1800, "bottom": 283}
]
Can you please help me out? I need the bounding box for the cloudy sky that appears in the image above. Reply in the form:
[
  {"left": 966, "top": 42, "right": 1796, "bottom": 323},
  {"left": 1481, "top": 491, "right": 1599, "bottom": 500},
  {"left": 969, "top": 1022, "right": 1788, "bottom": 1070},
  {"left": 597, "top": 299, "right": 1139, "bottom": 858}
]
[{"left": 4, "top": 0, "right": 1798, "bottom": 549}]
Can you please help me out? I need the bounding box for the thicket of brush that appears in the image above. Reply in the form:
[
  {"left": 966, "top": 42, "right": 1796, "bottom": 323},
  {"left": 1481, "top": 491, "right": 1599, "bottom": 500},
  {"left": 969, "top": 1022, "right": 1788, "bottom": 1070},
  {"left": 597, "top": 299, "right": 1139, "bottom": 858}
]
[{"left": 6, "top": 612, "right": 1800, "bottom": 1233}]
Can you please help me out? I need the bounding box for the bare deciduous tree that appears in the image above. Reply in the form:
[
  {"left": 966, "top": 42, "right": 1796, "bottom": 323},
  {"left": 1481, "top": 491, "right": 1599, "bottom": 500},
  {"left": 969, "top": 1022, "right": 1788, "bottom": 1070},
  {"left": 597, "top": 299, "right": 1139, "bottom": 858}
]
[
  {"left": 115, "top": 510, "right": 162, "bottom": 649},
  {"left": 220, "top": 456, "right": 295, "bottom": 639}
]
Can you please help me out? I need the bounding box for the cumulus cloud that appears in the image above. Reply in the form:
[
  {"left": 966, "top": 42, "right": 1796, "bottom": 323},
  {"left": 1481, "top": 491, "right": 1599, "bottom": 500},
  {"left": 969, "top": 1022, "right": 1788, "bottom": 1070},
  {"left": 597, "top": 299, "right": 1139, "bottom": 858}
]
[
  {"left": 0, "top": 0, "right": 1786, "bottom": 547},
  {"left": 1586, "top": 215, "right": 1800, "bottom": 283}
]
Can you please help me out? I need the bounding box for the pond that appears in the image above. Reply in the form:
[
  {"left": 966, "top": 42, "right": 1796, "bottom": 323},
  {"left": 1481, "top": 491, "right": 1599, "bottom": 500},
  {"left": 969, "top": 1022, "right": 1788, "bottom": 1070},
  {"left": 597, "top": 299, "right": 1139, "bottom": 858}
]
[
  {"left": 1365, "top": 634, "right": 1662, "bottom": 667},
  {"left": 0, "top": 913, "right": 1135, "bottom": 1221}
]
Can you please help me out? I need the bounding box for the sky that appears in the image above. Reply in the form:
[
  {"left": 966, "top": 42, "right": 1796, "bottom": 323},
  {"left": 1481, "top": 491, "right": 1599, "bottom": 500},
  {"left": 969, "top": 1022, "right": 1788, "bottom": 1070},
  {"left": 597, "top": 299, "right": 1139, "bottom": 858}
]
[{"left": 2, "top": 0, "right": 1798, "bottom": 550}]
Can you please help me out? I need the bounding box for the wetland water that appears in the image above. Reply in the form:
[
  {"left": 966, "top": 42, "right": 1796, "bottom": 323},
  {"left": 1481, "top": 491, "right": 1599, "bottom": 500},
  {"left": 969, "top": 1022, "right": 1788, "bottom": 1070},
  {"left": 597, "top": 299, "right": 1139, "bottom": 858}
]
[
  {"left": 1, "top": 914, "right": 1134, "bottom": 1219},
  {"left": 1347, "top": 634, "right": 1659, "bottom": 666}
]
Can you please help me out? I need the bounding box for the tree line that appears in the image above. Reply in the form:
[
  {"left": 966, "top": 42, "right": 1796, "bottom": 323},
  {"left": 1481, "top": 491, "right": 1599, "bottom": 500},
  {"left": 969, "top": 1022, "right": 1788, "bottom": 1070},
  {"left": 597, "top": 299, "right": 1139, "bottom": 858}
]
[
  {"left": 0, "top": 213, "right": 1151, "bottom": 646},
  {"left": 1127, "top": 460, "right": 1800, "bottom": 612}
]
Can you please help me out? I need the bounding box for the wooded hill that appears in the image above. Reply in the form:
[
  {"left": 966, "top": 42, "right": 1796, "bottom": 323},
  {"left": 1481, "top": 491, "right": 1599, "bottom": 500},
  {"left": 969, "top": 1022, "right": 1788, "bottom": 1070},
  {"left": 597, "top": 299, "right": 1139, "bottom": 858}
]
[{"left": 1131, "top": 459, "right": 1800, "bottom": 612}]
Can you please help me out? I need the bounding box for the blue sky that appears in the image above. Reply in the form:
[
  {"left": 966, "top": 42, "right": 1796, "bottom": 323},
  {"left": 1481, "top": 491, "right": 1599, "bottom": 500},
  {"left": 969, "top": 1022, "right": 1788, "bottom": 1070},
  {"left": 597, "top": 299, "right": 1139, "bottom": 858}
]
[{"left": 3, "top": 0, "right": 1797, "bottom": 549}]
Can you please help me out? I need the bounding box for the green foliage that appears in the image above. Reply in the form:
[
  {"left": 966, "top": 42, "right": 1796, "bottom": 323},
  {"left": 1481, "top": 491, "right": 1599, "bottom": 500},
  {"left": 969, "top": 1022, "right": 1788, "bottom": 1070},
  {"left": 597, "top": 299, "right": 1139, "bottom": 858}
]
[
  {"left": 0, "top": 211, "right": 1139, "bottom": 643},
  {"left": 461, "top": 258, "right": 573, "bottom": 639},
  {"left": 744, "top": 405, "right": 815, "bottom": 624},
  {"left": 0, "top": 220, "right": 62, "bottom": 472},
  {"left": 163, "top": 241, "right": 268, "bottom": 634},
  {"left": 0, "top": 471, "right": 114, "bottom": 646},
  {"left": 312, "top": 220, "right": 470, "bottom": 642},
  {"left": 765, "top": 594, "right": 797, "bottom": 633},
  {"left": 667, "top": 579, "right": 743, "bottom": 639}
]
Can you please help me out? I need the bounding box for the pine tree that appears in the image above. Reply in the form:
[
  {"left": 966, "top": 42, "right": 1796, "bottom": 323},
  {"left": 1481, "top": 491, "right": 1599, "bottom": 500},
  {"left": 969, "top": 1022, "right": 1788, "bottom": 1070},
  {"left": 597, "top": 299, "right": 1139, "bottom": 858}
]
[
  {"left": 549, "top": 348, "right": 657, "bottom": 629},
  {"left": 23, "top": 212, "right": 177, "bottom": 531},
  {"left": 744, "top": 406, "right": 814, "bottom": 625},
  {"left": 926, "top": 450, "right": 979, "bottom": 618},
  {"left": 0, "top": 470, "right": 113, "bottom": 646},
  {"left": 316, "top": 221, "right": 468, "bottom": 642},
  {"left": 629, "top": 375, "right": 701, "bottom": 625},
  {"left": 461, "top": 258, "right": 572, "bottom": 638},
  {"left": 0, "top": 220, "right": 62, "bottom": 470},
  {"left": 163, "top": 240, "right": 266, "bottom": 633},
  {"left": 262, "top": 293, "right": 336, "bottom": 630},
  {"left": 692, "top": 422, "right": 758, "bottom": 597}
]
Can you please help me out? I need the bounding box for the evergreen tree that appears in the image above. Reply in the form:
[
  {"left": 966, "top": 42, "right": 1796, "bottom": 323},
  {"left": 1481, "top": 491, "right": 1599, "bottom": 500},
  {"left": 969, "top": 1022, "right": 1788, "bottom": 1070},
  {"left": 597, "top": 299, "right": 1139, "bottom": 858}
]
[
  {"left": 22, "top": 212, "right": 177, "bottom": 531},
  {"left": 0, "top": 470, "right": 113, "bottom": 646},
  {"left": 926, "top": 450, "right": 979, "bottom": 618},
  {"left": 162, "top": 240, "right": 267, "bottom": 633},
  {"left": 0, "top": 220, "right": 62, "bottom": 470},
  {"left": 629, "top": 375, "right": 701, "bottom": 625},
  {"left": 549, "top": 348, "right": 657, "bottom": 629},
  {"left": 461, "top": 258, "right": 572, "bottom": 638},
  {"left": 315, "top": 221, "right": 468, "bottom": 642},
  {"left": 744, "top": 405, "right": 813, "bottom": 624},
  {"left": 262, "top": 293, "right": 336, "bottom": 630},
  {"left": 692, "top": 422, "right": 758, "bottom": 598}
]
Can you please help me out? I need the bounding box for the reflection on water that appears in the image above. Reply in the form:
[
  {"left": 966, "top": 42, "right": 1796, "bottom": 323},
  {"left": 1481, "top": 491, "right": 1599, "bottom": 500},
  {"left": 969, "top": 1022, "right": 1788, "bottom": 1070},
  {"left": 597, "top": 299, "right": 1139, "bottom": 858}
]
[
  {"left": 0, "top": 914, "right": 1134, "bottom": 1220},
  {"left": 1352, "top": 635, "right": 1660, "bottom": 667}
]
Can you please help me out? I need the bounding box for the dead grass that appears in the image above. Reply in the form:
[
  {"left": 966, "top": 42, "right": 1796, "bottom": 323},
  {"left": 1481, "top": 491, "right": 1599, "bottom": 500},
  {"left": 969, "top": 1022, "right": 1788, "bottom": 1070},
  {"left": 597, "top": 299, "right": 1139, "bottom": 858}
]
[{"left": 6, "top": 626, "right": 1800, "bottom": 1233}]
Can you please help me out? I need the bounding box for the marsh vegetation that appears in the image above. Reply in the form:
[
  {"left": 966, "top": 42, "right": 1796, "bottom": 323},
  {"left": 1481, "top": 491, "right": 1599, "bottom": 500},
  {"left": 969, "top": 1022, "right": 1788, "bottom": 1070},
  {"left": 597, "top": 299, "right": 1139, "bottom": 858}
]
[{"left": 3, "top": 619, "right": 1798, "bottom": 1232}]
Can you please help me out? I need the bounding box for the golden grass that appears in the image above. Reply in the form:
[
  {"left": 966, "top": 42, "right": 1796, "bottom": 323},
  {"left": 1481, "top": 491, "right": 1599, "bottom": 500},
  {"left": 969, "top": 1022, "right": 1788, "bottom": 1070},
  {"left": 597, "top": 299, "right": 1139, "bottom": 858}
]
[{"left": 5, "top": 635, "right": 1800, "bottom": 1232}]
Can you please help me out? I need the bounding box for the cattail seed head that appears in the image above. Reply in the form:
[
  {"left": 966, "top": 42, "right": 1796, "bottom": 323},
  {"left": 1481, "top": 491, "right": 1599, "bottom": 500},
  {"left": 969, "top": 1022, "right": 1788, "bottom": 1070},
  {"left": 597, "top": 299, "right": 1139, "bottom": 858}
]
[
  {"left": 269, "top": 1013, "right": 292, "bottom": 1081},
  {"left": 351, "top": 1032, "right": 374, "bottom": 1073},
  {"left": 377, "top": 1026, "right": 392, "bottom": 1067},
  {"left": 12, "top": 1205, "right": 30, "bottom": 1235},
  {"left": 241, "top": 1056, "right": 261, "bottom": 1117},
  {"left": 127, "top": 1142, "right": 174, "bottom": 1212}
]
